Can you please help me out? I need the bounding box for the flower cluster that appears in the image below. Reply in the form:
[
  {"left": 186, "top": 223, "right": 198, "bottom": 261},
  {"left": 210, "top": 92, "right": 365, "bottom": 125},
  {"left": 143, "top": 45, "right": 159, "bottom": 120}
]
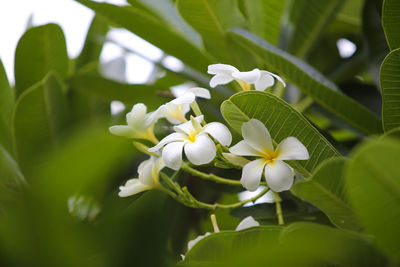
[{"left": 110, "top": 63, "right": 308, "bottom": 202}]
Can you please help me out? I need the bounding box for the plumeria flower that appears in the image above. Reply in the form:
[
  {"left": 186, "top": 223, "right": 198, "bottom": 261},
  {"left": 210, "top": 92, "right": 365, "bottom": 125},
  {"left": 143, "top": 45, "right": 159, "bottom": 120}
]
[
  {"left": 149, "top": 115, "right": 232, "bottom": 170},
  {"left": 119, "top": 156, "right": 164, "bottom": 197},
  {"left": 149, "top": 87, "right": 211, "bottom": 124},
  {"left": 109, "top": 103, "right": 158, "bottom": 144},
  {"left": 208, "top": 63, "right": 285, "bottom": 91},
  {"left": 230, "top": 119, "right": 309, "bottom": 192}
]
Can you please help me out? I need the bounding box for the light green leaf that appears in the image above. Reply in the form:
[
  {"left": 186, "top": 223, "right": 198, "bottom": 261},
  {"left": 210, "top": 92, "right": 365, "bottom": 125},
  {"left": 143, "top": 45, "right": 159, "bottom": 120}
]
[
  {"left": 383, "top": 0, "right": 400, "bottom": 50},
  {"left": 221, "top": 91, "right": 341, "bottom": 177},
  {"left": 0, "top": 59, "right": 14, "bottom": 153},
  {"left": 67, "top": 74, "right": 168, "bottom": 110},
  {"left": 345, "top": 137, "right": 400, "bottom": 260},
  {"left": 291, "top": 158, "right": 360, "bottom": 230},
  {"left": 75, "top": 0, "right": 212, "bottom": 71},
  {"left": 243, "top": 0, "right": 286, "bottom": 45},
  {"left": 287, "top": 0, "right": 345, "bottom": 58},
  {"left": 229, "top": 29, "right": 383, "bottom": 135},
  {"left": 381, "top": 48, "right": 400, "bottom": 132},
  {"left": 14, "top": 23, "right": 69, "bottom": 96},
  {"left": 13, "top": 73, "right": 70, "bottom": 172},
  {"left": 0, "top": 144, "right": 25, "bottom": 191},
  {"left": 176, "top": 0, "right": 245, "bottom": 63}
]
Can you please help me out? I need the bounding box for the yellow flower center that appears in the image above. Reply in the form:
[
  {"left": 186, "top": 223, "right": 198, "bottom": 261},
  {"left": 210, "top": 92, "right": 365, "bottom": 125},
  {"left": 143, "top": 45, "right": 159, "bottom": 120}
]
[
  {"left": 170, "top": 105, "right": 188, "bottom": 122},
  {"left": 236, "top": 80, "right": 251, "bottom": 91},
  {"left": 262, "top": 150, "right": 279, "bottom": 164}
]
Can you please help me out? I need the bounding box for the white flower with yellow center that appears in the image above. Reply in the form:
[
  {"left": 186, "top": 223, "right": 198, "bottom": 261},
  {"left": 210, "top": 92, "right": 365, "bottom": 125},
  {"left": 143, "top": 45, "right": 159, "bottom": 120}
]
[
  {"left": 208, "top": 64, "right": 285, "bottom": 91},
  {"left": 149, "top": 115, "right": 232, "bottom": 170},
  {"left": 230, "top": 119, "right": 309, "bottom": 192},
  {"left": 119, "top": 156, "right": 164, "bottom": 197},
  {"left": 150, "top": 87, "right": 211, "bottom": 124},
  {"left": 109, "top": 103, "right": 158, "bottom": 143}
]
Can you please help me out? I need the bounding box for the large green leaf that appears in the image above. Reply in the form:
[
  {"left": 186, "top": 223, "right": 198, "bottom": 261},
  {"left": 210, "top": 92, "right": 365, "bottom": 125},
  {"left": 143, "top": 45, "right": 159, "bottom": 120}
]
[
  {"left": 229, "top": 29, "right": 383, "bottom": 135},
  {"left": 221, "top": 91, "right": 341, "bottom": 177},
  {"left": 75, "top": 0, "right": 212, "bottom": 71},
  {"left": 345, "top": 137, "right": 400, "bottom": 260},
  {"left": 0, "top": 59, "right": 13, "bottom": 153},
  {"left": 287, "top": 0, "right": 345, "bottom": 58},
  {"left": 291, "top": 158, "right": 360, "bottom": 230},
  {"left": 242, "top": 0, "right": 286, "bottom": 45},
  {"left": 67, "top": 74, "right": 168, "bottom": 110},
  {"left": 383, "top": 0, "right": 400, "bottom": 50},
  {"left": 0, "top": 144, "right": 25, "bottom": 192},
  {"left": 14, "top": 24, "right": 69, "bottom": 96},
  {"left": 381, "top": 48, "right": 400, "bottom": 132},
  {"left": 12, "top": 73, "right": 70, "bottom": 172},
  {"left": 176, "top": 0, "right": 245, "bottom": 63}
]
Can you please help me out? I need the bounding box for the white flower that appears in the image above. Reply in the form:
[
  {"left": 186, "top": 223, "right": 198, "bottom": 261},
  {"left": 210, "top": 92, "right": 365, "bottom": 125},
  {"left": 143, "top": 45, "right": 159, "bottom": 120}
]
[
  {"left": 149, "top": 115, "right": 232, "bottom": 170},
  {"left": 109, "top": 103, "right": 158, "bottom": 143},
  {"left": 150, "top": 87, "right": 211, "bottom": 124},
  {"left": 118, "top": 156, "right": 164, "bottom": 197},
  {"left": 230, "top": 119, "right": 309, "bottom": 192},
  {"left": 208, "top": 63, "right": 286, "bottom": 91}
]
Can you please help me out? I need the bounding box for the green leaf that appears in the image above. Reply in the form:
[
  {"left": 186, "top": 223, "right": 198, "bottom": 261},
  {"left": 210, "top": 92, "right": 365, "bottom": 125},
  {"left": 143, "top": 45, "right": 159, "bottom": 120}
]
[
  {"left": 0, "top": 144, "right": 25, "bottom": 192},
  {"left": 242, "top": 0, "right": 286, "bottom": 45},
  {"left": 0, "top": 59, "right": 14, "bottom": 153},
  {"left": 74, "top": 0, "right": 212, "bottom": 71},
  {"left": 287, "top": 0, "right": 345, "bottom": 58},
  {"left": 229, "top": 29, "right": 383, "bottom": 135},
  {"left": 67, "top": 74, "right": 168, "bottom": 110},
  {"left": 221, "top": 91, "right": 341, "bottom": 177},
  {"left": 291, "top": 158, "right": 360, "bottom": 230},
  {"left": 345, "top": 137, "right": 400, "bottom": 260},
  {"left": 176, "top": 0, "right": 245, "bottom": 63},
  {"left": 14, "top": 23, "right": 69, "bottom": 96},
  {"left": 13, "top": 73, "right": 70, "bottom": 172},
  {"left": 383, "top": 0, "right": 400, "bottom": 50},
  {"left": 381, "top": 48, "right": 400, "bottom": 132}
]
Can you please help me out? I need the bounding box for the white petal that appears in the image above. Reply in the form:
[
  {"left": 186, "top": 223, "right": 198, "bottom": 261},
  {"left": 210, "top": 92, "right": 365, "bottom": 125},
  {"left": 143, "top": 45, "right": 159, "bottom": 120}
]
[
  {"left": 162, "top": 141, "right": 185, "bottom": 170},
  {"left": 207, "top": 64, "right": 238, "bottom": 75},
  {"left": 118, "top": 179, "right": 151, "bottom": 197},
  {"left": 148, "top": 132, "right": 186, "bottom": 152},
  {"left": 187, "top": 232, "right": 211, "bottom": 251},
  {"left": 235, "top": 216, "right": 260, "bottom": 231},
  {"left": 174, "top": 115, "right": 204, "bottom": 135},
  {"left": 126, "top": 103, "right": 147, "bottom": 126},
  {"left": 109, "top": 125, "right": 133, "bottom": 137},
  {"left": 264, "top": 160, "right": 294, "bottom": 192},
  {"left": 254, "top": 71, "right": 275, "bottom": 91},
  {"left": 203, "top": 122, "right": 232, "bottom": 146},
  {"left": 276, "top": 137, "right": 309, "bottom": 160},
  {"left": 229, "top": 140, "right": 261, "bottom": 157},
  {"left": 188, "top": 87, "right": 211, "bottom": 99},
  {"left": 184, "top": 135, "right": 216, "bottom": 165},
  {"left": 265, "top": 71, "right": 286, "bottom": 87},
  {"left": 240, "top": 159, "right": 266, "bottom": 191},
  {"left": 171, "top": 92, "right": 196, "bottom": 105},
  {"left": 232, "top": 69, "right": 260, "bottom": 83},
  {"left": 145, "top": 105, "right": 166, "bottom": 125},
  {"left": 241, "top": 119, "right": 274, "bottom": 153},
  {"left": 209, "top": 73, "right": 235, "bottom": 88},
  {"left": 138, "top": 158, "right": 155, "bottom": 186}
]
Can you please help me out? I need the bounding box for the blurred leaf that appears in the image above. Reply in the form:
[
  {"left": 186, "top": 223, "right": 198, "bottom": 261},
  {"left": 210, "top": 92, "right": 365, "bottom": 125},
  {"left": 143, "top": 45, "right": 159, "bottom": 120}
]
[
  {"left": 0, "top": 144, "right": 25, "bottom": 194},
  {"left": 330, "top": 0, "right": 363, "bottom": 33},
  {"left": 176, "top": 0, "right": 245, "bottom": 63},
  {"left": 345, "top": 137, "right": 400, "bottom": 261},
  {"left": 291, "top": 158, "right": 360, "bottom": 230},
  {"left": 67, "top": 73, "right": 168, "bottom": 110},
  {"left": 363, "top": 0, "right": 389, "bottom": 88},
  {"left": 242, "top": 0, "right": 286, "bottom": 45},
  {"left": 75, "top": 0, "right": 212, "bottom": 71},
  {"left": 0, "top": 59, "right": 13, "bottom": 153},
  {"left": 229, "top": 29, "right": 383, "bottom": 135},
  {"left": 381, "top": 48, "right": 400, "bottom": 132},
  {"left": 221, "top": 91, "right": 341, "bottom": 177},
  {"left": 14, "top": 23, "right": 69, "bottom": 96},
  {"left": 382, "top": 0, "right": 400, "bottom": 50},
  {"left": 75, "top": 15, "right": 109, "bottom": 70},
  {"left": 13, "top": 73, "right": 70, "bottom": 172},
  {"left": 287, "top": 0, "right": 345, "bottom": 58}
]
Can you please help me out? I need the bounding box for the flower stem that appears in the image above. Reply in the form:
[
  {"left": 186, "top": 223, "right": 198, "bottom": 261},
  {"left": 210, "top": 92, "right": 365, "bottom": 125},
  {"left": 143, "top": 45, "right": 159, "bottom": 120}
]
[
  {"left": 210, "top": 214, "right": 220, "bottom": 232},
  {"left": 274, "top": 192, "right": 285, "bottom": 226},
  {"left": 190, "top": 101, "right": 206, "bottom": 126},
  {"left": 181, "top": 162, "right": 242, "bottom": 186}
]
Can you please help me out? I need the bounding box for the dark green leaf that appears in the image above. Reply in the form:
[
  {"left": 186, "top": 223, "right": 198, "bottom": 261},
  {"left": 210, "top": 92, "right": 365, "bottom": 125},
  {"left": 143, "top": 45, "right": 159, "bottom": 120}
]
[
  {"left": 382, "top": 0, "right": 400, "bottom": 50},
  {"left": 14, "top": 23, "right": 69, "bottom": 96},
  {"left": 229, "top": 29, "right": 383, "bottom": 134},
  {"left": 221, "top": 91, "right": 341, "bottom": 177},
  {"left": 0, "top": 59, "right": 14, "bottom": 153}
]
